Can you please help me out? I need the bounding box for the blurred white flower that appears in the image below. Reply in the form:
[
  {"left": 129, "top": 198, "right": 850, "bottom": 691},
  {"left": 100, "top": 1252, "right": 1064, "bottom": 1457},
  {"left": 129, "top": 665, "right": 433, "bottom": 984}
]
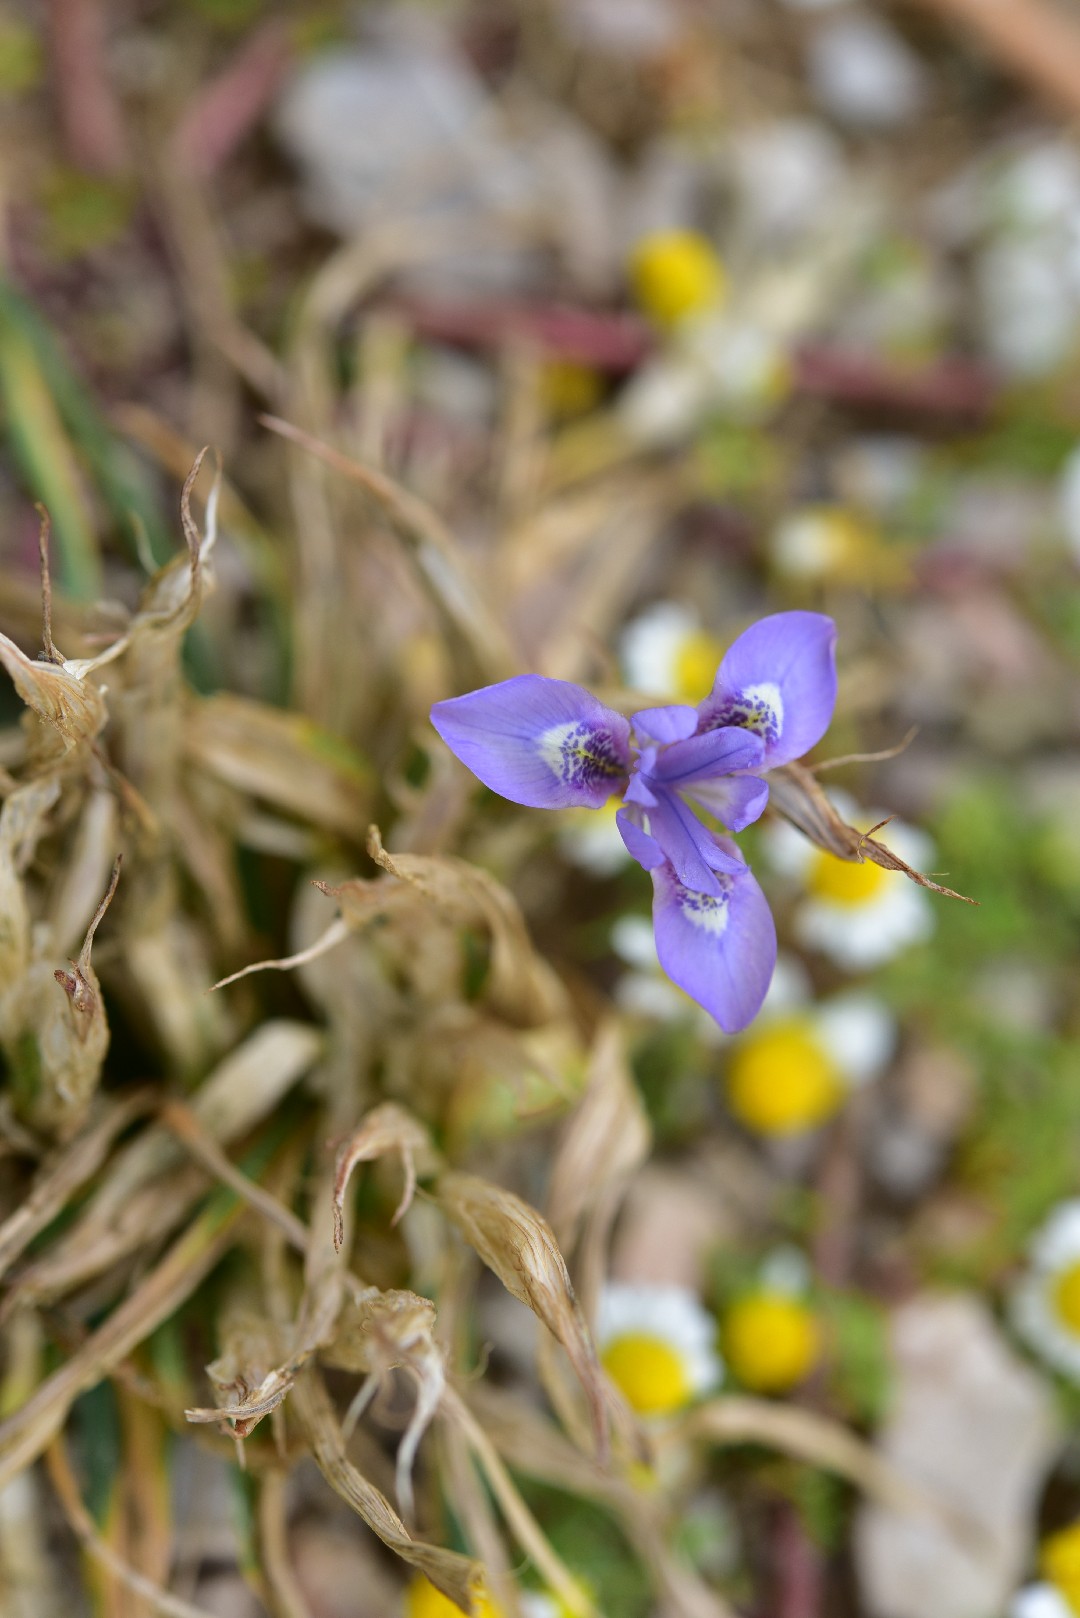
[
  {"left": 619, "top": 602, "right": 723, "bottom": 700},
  {"left": 558, "top": 798, "right": 631, "bottom": 876},
  {"left": 808, "top": 15, "right": 926, "bottom": 130},
  {"left": 597, "top": 1281, "right": 721, "bottom": 1416},
  {"left": 1012, "top": 1200, "right": 1080, "bottom": 1380}
]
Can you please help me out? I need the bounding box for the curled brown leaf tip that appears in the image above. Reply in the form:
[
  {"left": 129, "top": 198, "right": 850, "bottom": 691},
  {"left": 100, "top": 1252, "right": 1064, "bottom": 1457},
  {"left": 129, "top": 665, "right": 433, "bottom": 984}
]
[
  {"left": 768, "top": 762, "right": 978, "bottom": 905},
  {"left": 331, "top": 1103, "right": 434, "bottom": 1252}
]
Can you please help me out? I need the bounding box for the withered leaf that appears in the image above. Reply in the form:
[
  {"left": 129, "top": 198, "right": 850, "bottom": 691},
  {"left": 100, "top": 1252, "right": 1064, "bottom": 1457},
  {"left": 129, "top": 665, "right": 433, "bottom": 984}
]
[
  {"left": 367, "top": 826, "right": 568, "bottom": 1027},
  {"left": 437, "top": 1171, "right": 609, "bottom": 1462},
  {"left": 767, "top": 762, "right": 976, "bottom": 904},
  {"left": 332, "top": 1102, "right": 436, "bottom": 1251}
]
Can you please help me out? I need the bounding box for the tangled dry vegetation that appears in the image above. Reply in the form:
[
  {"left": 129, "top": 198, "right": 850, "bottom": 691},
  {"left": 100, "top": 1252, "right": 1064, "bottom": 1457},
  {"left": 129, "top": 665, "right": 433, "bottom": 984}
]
[{"left": 0, "top": 358, "right": 959, "bottom": 1617}]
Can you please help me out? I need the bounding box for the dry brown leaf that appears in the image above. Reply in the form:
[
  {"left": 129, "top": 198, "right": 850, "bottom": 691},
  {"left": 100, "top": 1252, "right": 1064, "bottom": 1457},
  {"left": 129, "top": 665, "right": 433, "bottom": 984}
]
[
  {"left": 186, "top": 692, "right": 372, "bottom": 838},
  {"left": 4, "top": 858, "right": 119, "bottom": 1141},
  {"left": 767, "top": 762, "right": 977, "bottom": 903},
  {"left": 437, "top": 1171, "right": 609, "bottom": 1463},
  {"left": 260, "top": 414, "right": 517, "bottom": 687},
  {"left": 10, "top": 1021, "right": 321, "bottom": 1306},
  {"left": 0, "top": 776, "right": 60, "bottom": 992},
  {"left": 293, "top": 1364, "right": 480, "bottom": 1612},
  {"left": 0, "top": 1090, "right": 154, "bottom": 1279},
  {"left": 186, "top": 1309, "right": 295, "bottom": 1438},
  {"left": 0, "top": 632, "right": 107, "bottom": 762},
  {"left": 367, "top": 826, "right": 568, "bottom": 1027},
  {"left": 331, "top": 1102, "right": 436, "bottom": 1251}
]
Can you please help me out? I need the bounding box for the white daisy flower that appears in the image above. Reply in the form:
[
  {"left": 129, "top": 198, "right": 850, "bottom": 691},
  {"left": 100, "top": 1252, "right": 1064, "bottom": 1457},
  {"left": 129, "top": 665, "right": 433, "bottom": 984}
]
[
  {"left": 1012, "top": 1200, "right": 1080, "bottom": 1380},
  {"left": 765, "top": 791, "right": 935, "bottom": 971},
  {"left": 725, "top": 956, "right": 896, "bottom": 1135},
  {"left": 596, "top": 1282, "right": 722, "bottom": 1417},
  {"left": 772, "top": 506, "right": 863, "bottom": 582},
  {"left": 619, "top": 602, "right": 723, "bottom": 702}
]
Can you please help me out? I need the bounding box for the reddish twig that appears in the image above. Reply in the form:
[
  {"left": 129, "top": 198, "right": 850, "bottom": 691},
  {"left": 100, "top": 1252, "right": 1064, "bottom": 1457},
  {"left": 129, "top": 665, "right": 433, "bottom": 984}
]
[{"left": 171, "top": 20, "right": 293, "bottom": 178}]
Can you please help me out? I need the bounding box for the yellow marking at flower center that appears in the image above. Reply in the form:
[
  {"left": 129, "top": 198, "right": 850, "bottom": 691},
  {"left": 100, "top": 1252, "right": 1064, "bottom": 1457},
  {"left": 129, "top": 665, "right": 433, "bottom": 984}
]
[
  {"left": 727, "top": 1019, "right": 843, "bottom": 1135},
  {"left": 602, "top": 1331, "right": 692, "bottom": 1416},
  {"left": 724, "top": 1293, "right": 821, "bottom": 1393},
  {"left": 1041, "top": 1521, "right": 1080, "bottom": 1614},
  {"left": 1053, "top": 1262, "right": 1080, "bottom": 1334},
  {"left": 674, "top": 631, "right": 725, "bottom": 702},
  {"left": 808, "top": 849, "right": 890, "bottom": 906}
]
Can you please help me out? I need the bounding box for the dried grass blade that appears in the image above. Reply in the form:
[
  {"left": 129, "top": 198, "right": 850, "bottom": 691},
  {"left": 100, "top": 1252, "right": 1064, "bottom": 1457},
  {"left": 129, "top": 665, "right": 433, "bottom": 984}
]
[
  {"left": 0, "top": 1089, "right": 154, "bottom": 1277},
  {"left": 367, "top": 827, "right": 567, "bottom": 1027},
  {"left": 546, "top": 1020, "right": 650, "bottom": 1252},
  {"left": 0, "top": 1189, "right": 247, "bottom": 1491},
  {"left": 678, "top": 1396, "right": 932, "bottom": 1516},
  {"left": 260, "top": 414, "right": 517, "bottom": 684},
  {"left": 292, "top": 1365, "right": 480, "bottom": 1612},
  {"left": 767, "top": 762, "right": 977, "bottom": 903},
  {"left": 45, "top": 1437, "right": 221, "bottom": 1618},
  {"left": 441, "top": 1385, "right": 596, "bottom": 1618}
]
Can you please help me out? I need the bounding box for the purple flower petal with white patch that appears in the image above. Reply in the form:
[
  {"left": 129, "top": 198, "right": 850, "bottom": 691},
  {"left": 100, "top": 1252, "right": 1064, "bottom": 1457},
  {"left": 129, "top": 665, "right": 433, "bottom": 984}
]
[
  {"left": 651, "top": 854, "right": 777, "bottom": 1033},
  {"left": 685, "top": 772, "right": 770, "bottom": 832},
  {"left": 632, "top": 705, "right": 698, "bottom": 745},
  {"left": 431, "top": 675, "right": 631, "bottom": 809},
  {"left": 697, "top": 611, "right": 837, "bottom": 767}
]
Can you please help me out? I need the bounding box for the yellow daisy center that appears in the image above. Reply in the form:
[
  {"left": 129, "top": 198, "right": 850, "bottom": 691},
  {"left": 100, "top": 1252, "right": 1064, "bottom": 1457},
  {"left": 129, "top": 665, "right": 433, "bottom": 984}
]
[
  {"left": 723, "top": 1293, "right": 821, "bottom": 1393},
  {"left": 808, "top": 850, "right": 890, "bottom": 907},
  {"left": 602, "top": 1331, "right": 693, "bottom": 1416},
  {"left": 1053, "top": 1261, "right": 1080, "bottom": 1334},
  {"left": 1041, "top": 1521, "right": 1080, "bottom": 1614},
  {"left": 673, "top": 631, "right": 725, "bottom": 702},
  {"left": 629, "top": 230, "right": 727, "bottom": 328},
  {"left": 726, "top": 1020, "right": 843, "bottom": 1136},
  {"left": 406, "top": 1577, "right": 502, "bottom": 1618}
]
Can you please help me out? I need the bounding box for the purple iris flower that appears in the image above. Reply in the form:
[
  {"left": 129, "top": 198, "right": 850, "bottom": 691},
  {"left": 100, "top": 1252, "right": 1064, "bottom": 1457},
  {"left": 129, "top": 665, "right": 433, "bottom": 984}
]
[{"left": 430, "top": 611, "right": 837, "bottom": 1033}]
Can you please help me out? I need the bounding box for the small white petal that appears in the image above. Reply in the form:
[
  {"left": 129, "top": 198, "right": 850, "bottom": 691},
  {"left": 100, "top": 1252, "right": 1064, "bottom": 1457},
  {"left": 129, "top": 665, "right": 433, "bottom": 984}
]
[
  {"left": 620, "top": 602, "right": 700, "bottom": 696},
  {"left": 1031, "top": 1200, "right": 1080, "bottom": 1270},
  {"left": 761, "top": 953, "right": 812, "bottom": 1016},
  {"left": 611, "top": 914, "right": 661, "bottom": 970},
  {"left": 759, "top": 1245, "right": 812, "bottom": 1296},
  {"left": 815, "top": 993, "right": 896, "bottom": 1085},
  {"left": 1011, "top": 1584, "right": 1076, "bottom": 1618}
]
